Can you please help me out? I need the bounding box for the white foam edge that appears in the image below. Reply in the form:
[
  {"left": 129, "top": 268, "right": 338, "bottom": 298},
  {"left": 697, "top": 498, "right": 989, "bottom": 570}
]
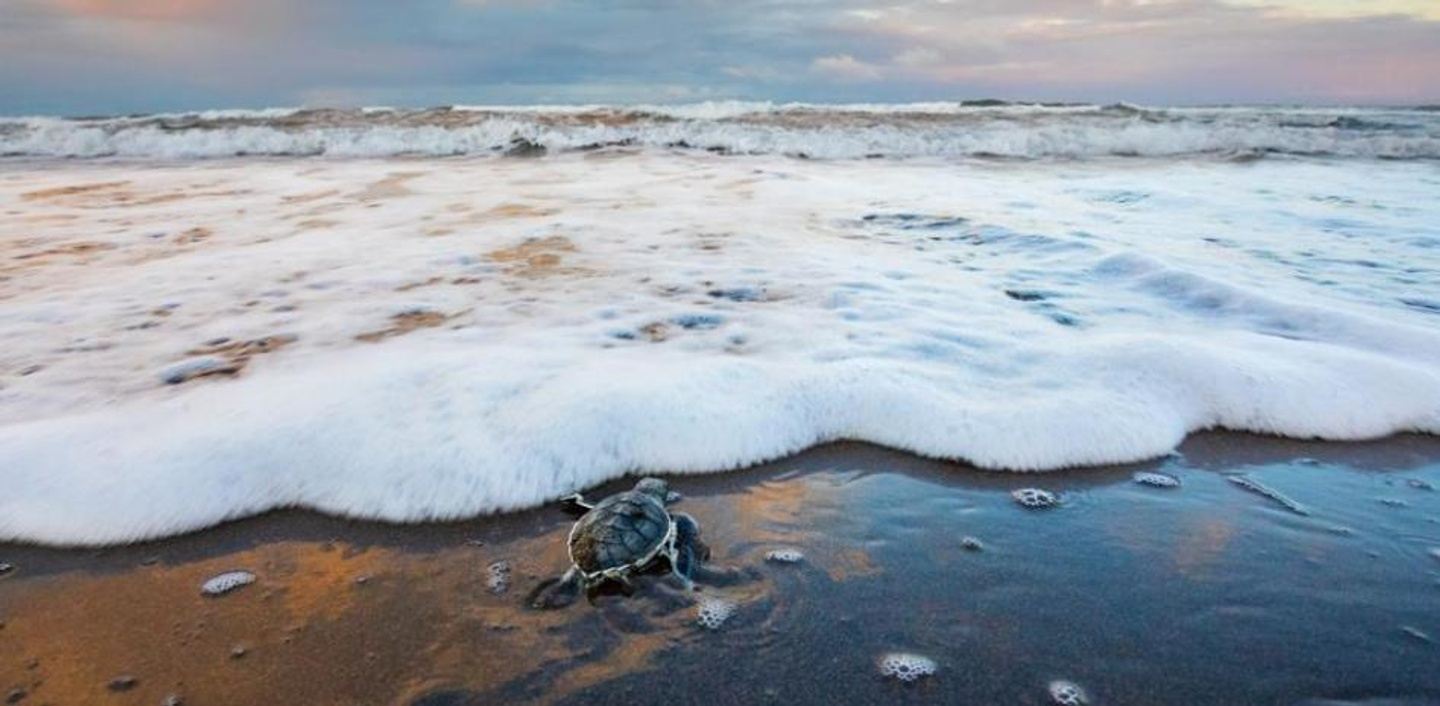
[{"left": 1, "top": 325, "right": 1437, "bottom": 545}]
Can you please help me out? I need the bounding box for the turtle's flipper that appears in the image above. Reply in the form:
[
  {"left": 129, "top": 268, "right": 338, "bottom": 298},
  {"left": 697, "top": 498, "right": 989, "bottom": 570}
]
[
  {"left": 666, "top": 543, "right": 697, "bottom": 591},
  {"left": 528, "top": 568, "right": 582, "bottom": 609},
  {"left": 560, "top": 493, "right": 593, "bottom": 515},
  {"left": 673, "top": 542, "right": 698, "bottom": 583},
  {"left": 670, "top": 512, "right": 709, "bottom": 588},
  {"left": 691, "top": 564, "right": 755, "bottom": 587}
]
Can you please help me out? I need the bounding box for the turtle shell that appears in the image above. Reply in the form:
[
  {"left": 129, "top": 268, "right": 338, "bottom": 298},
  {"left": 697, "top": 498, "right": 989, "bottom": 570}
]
[{"left": 568, "top": 490, "right": 673, "bottom": 577}]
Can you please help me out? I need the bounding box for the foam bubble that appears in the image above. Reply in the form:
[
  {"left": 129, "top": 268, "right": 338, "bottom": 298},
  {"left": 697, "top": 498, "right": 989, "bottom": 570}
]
[
  {"left": 696, "top": 595, "right": 736, "bottom": 630},
  {"left": 877, "top": 652, "right": 937, "bottom": 682},
  {"left": 1228, "top": 476, "right": 1310, "bottom": 516},
  {"left": 960, "top": 536, "right": 984, "bottom": 551},
  {"left": 201, "top": 571, "right": 255, "bottom": 596},
  {"left": 1012, "top": 488, "right": 1060, "bottom": 509},
  {"left": 1133, "top": 472, "right": 1181, "bottom": 488},
  {"left": 1048, "top": 680, "right": 1089, "bottom": 705},
  {"left": 765, "top": 548, "right": 805, "bottom": 563},
  {"left": 486, "top": 560, "right": 511, "bottom": 595},
  {"left": 1402, "top": 625, "right": 1433, "bottom": 643}
]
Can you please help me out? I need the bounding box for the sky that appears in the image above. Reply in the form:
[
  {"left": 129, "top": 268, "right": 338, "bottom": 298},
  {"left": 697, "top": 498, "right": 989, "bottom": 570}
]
[{"left": 1, "top": 0, "right": 1437, "bottom": 115}]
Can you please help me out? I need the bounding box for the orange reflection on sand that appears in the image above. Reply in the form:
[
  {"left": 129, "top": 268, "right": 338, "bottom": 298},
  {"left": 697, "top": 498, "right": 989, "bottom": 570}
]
[
  {"left": 0, "top": 538, "right": 583, "bottom": 705},
  {"left": 1171, "top": 518, "right": 1240, "bottom": 578},
  {"left": 0, "top": 493, "right": 787, "bottom": 705},
  {"left": 728, "top": 478, "right": 816, "bottom": 544}
]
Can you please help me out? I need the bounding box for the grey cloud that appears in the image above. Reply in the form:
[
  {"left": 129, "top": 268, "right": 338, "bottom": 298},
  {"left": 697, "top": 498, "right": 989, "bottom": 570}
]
[{"left": 0, "top": 0, "right": 1435, "bottom": 114}]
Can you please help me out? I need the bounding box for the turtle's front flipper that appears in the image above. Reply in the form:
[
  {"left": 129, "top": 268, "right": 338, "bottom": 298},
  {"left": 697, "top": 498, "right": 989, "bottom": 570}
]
[
  {"left": 528, "top": 568, "right": 582, "bottom": 609},
  {"left": 667, "top": 542, "right": 697, "bottom": 591},
  {"left": 560, "top": 493, "right": 593, "bottom": 515}
]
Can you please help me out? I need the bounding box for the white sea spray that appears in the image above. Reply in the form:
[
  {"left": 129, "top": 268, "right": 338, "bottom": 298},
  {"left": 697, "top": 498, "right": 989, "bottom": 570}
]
[{"left": 2, "top": 104, "right": 1438, "bottom": 160}]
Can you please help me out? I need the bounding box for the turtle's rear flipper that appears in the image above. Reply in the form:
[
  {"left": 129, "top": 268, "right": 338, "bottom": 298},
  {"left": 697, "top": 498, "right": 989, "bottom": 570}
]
[
  {"left": 692, "top": 564, "right": 758, "bottom": 587},
  {"left": 671, "top": 512, "right": 709, "bottom": 585},
  {"left": 528, "top": 570, "right": 581, "bottom": 610}
]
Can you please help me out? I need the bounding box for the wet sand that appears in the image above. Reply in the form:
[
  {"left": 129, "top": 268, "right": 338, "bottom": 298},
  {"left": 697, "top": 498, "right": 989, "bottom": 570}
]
[{"left": 2, "top": 433, "right": 1439, "bottom": 705}]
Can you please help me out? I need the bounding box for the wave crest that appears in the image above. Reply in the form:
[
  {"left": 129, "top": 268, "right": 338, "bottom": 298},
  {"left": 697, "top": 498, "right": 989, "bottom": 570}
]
[{"left": 3, "top": 103, "right": 1439, "bottom": 160}]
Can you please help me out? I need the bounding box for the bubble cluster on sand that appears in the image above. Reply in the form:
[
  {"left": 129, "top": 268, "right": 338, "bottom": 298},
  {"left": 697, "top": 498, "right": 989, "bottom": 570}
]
[
  {"left": 877, "top": 652, "right": 937, "bottom": 683},
  {"left": 696, "top": 595, "right": 736, "bottom": 630},
  {"left": 201, "top": 570, "right": 255, "bottom": 596},
  {"left": 765, "top": 548, "right": 805, "bottom": 563},
  {"left": 1133, "top": 472, "right": 1180, "bottom": 488},
  {"left": 1048, "top": 680, "right": 1089, "bottom": 705},
  {"left": 486, "top": 560, "right": 511, "bottom": 594},
  {"left": 1012, "top": 488, "right": 1059, "bottom": 509},
  {"left": 1227, "top": 475, "right": 1310, "bottom": 516}
]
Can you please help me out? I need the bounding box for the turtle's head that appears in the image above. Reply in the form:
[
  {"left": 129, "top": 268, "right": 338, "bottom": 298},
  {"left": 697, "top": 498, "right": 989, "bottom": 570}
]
[{"left": 633, "top": 477, "right": 670, "bottom": 500}]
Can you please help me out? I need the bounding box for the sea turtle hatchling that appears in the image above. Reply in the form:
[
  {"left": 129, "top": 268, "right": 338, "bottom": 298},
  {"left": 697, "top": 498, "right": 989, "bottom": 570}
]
[{"left": 529, "top": 477, "right": 711, "bottom": 609}]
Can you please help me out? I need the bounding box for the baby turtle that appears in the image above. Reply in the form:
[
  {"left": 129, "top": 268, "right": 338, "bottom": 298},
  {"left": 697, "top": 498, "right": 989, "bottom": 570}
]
[{"left": 530, "top": 478, "right": 710, "bottom": 609}]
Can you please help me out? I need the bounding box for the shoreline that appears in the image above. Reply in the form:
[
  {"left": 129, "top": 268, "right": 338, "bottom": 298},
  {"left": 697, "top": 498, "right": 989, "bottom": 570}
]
[
  {"left": 3, "top": 432, "right": 1438, "bottom": 705},
  {"left": 0, "top": 430, "right": 1437, "bottom": 554}
]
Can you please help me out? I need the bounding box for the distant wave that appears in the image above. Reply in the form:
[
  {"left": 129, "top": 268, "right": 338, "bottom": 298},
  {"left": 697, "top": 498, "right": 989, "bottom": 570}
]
[{"left": 3, "top": 102, "right": 1439, "bottom": 160}]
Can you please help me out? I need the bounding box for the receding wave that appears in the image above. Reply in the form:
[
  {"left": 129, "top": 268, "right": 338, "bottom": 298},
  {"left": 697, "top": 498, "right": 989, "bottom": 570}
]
[
  {"left": 3, "top": 148, "right": 1440, "bottom": 544},
  {"left": 3, "top": 102, "right": 1439, "bottom": 160}
]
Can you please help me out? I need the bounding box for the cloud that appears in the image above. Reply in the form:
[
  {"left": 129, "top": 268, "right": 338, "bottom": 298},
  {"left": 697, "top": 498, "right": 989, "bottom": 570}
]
[
  {"left": 1222, "top": 0, "right": 1440, "bottom": 21},
  {"left": 811, "top": 54, "right": 884, "bottom": 81},
  {"left": 49, "top": 0, "right": 223, "bottom": 22},
  {"left": 1, "top": 0, "right": 1436, "bottom": 114},
  {"left": 893, "top": 47, "right": 942, "bottom": 67},
  {"left": 817, "top": 0, "right": 1440, "bottom": 103}
]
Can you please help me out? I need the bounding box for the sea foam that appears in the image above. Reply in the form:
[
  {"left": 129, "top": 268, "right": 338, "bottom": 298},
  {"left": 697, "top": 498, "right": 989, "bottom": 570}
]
[
  {"left": 2, "top": 103, "right": 1439, "bottom": 160},
  {"left": 0, "top": 153, "right": 1437, "bottom": 545}
]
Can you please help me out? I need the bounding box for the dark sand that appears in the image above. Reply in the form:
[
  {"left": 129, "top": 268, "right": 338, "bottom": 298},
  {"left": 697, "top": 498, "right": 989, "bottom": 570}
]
[{"left": 2, "top": 433, "right": 1439, "bottom": 705}]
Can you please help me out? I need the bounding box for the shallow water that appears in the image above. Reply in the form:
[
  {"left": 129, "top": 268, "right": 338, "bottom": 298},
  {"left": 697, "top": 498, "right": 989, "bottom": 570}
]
[
  {"left": 2, "top": 434, "right": 1437, "bottom": 705},
  {"left": 5, "top": 154, "right": 1440, "bottom": 545}
]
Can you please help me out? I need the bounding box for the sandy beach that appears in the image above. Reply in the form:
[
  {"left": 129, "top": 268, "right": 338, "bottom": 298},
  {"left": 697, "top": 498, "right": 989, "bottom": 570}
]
[
  {"left": 2, "top": 106, "right": 1439, "bottom": 705},
  {"left": 5, "top": 0, "right": 1440, "bottom": 701},
  {"left": 2, "top": 433, "right": 1438, "bottom": 705}
]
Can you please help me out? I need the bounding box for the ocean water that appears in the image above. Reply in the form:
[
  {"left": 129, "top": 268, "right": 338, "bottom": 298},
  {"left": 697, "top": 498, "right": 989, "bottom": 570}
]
[
  {"left": 3, "top": 102, "right": 1440, "bottom": 160},
  {"left": 0, "top": 103, "right": 1438, "bottom": 544}
]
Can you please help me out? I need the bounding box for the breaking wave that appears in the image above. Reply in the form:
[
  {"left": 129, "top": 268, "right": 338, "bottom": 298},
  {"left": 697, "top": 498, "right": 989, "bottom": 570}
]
[{"left": 3, "top": 102, "right": 1439, "bottom": 160}]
